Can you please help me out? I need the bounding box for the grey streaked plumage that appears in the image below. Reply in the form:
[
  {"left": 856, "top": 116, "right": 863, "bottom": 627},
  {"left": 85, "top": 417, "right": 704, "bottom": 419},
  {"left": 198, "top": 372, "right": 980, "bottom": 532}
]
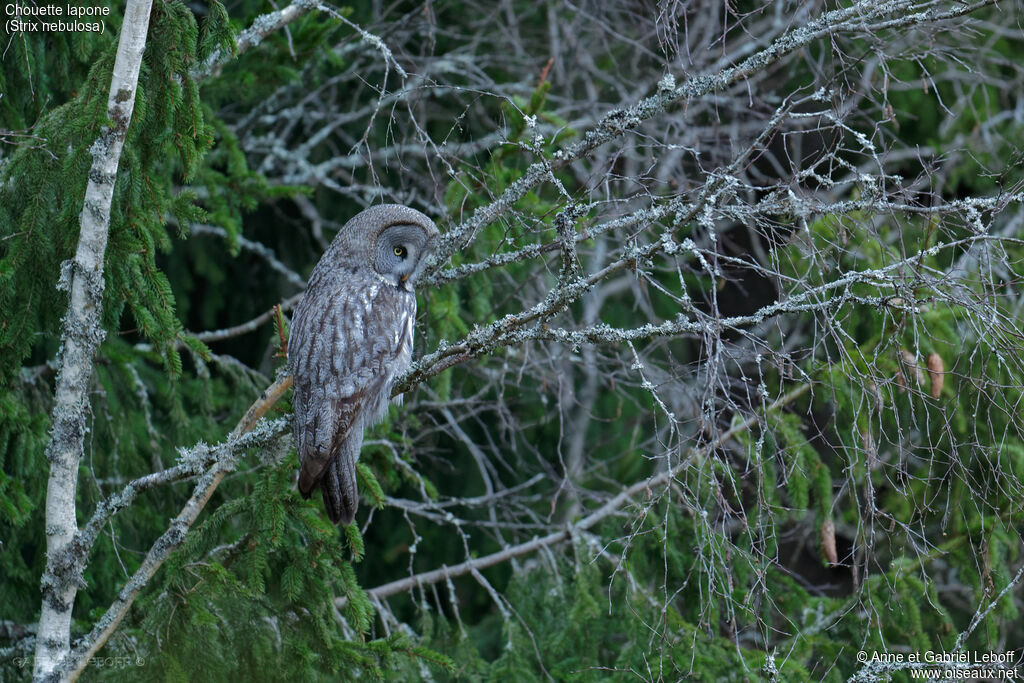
[{"left": 289, "top": 204, "right": 439, "bottom": 525}]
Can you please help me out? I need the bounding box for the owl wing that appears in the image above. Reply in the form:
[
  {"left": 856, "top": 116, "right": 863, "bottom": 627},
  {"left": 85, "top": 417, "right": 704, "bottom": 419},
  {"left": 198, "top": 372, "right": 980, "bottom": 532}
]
[
  {"left": 294, "top": 386, "right": 372, "bottom": 499},
  {"left": 290, "top": 273, "right": 416, "bottom": 522}
]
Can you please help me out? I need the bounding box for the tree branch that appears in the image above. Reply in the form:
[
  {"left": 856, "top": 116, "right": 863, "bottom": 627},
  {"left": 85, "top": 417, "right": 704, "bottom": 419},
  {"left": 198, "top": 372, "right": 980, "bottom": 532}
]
[
  {"left": 427, "top": 0, "right": 997, "bottom": 271},
  {"left": 360, "top": 383, "right": 811, "bottom": 603},
  {"left": 192, "top": 0, "right": 319, "bottom": 80},
  {"left": 55, "top": 374, "right": 294, "bottom": 681}
]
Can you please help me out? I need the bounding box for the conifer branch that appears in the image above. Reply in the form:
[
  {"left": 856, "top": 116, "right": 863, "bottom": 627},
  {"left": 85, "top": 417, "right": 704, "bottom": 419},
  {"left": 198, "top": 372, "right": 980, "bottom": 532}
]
[
  {"left": 56, "top": 375, "right": 294, "bottom": 681},
  {"left": 949, "top": 565, "right": 1024, "bottom": 653},
  {"left": 359, "top": 383, "right": 811, "bottom": 603},
  {"left": 189, "top": 224, "right": 307, "bottom": 290},
  {"left": 34, "top": 1, "right": 155, "bottom": 679},
  {"left": 849, "top": 566, "right": 1024, "bottom": 681},
  {"left": 50, "top": 416, "right": 291, "bottom": 605}
]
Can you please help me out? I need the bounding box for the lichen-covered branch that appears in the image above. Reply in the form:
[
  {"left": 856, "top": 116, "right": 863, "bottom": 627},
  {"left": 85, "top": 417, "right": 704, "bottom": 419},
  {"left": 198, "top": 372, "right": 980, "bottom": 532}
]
[
  {"left": 426, "top": 0, "right": 998, "bottom": 270},
  {"left": 193, "top": 0, "right": 318, "bottom": 79},
  {"left": 56, "top": 376, "right": 293, "bottom": 681}
]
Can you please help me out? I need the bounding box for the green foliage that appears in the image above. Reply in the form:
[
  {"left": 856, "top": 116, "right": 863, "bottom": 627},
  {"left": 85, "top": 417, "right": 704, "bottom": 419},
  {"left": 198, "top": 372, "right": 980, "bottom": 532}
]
[
  {"left": 756, "top": 205, "right": 1024, "bottom": 673},
  {"left": 391, "top": 527, "right": 823, "bottom": 681},
  {"left": 97, "top": 456, "right": 452, "bottom": 681}
]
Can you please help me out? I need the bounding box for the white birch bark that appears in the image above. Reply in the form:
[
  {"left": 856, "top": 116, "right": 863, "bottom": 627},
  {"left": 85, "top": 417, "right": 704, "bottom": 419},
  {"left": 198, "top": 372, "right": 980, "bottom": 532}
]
[{"left": 34, "top": 1, "right": 154, "bottom": 679}]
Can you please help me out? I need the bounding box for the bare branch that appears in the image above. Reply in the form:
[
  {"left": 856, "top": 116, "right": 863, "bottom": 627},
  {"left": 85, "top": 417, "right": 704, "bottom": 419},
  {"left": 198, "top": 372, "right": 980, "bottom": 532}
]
[{"left": 361, "top": 383, "right": 811, "bottom": 602}]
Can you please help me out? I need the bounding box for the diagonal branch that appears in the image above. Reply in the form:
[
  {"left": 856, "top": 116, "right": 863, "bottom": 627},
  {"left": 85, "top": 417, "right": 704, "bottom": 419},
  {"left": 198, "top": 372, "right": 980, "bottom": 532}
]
[{"left": 192, "top": 0, "right": 319, "bottom": 80}]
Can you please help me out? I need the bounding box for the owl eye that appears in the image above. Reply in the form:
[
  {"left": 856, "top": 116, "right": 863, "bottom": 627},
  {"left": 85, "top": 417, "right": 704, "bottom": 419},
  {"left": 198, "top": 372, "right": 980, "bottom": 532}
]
[{"left": 393, "top": 246, "right": 407, "bottom": 258}]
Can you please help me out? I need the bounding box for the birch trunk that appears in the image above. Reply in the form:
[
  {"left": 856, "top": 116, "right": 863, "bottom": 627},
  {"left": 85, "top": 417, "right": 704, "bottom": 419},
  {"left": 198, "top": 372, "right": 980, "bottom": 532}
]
[{"left": 34, "top": 1, "right": 154, "bottom": 679}]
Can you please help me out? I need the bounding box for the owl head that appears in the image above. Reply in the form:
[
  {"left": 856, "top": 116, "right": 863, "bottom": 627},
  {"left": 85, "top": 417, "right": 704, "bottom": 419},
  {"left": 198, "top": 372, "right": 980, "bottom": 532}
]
[{"left": 332, "top": 204, "right": 440, "bottom": 290}]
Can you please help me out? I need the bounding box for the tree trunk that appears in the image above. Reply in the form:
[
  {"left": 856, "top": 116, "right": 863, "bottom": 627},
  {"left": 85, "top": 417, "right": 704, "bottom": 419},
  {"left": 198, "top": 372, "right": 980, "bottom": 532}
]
[{"left": 34, "top": 1, "right": 154, "bottom": 679}]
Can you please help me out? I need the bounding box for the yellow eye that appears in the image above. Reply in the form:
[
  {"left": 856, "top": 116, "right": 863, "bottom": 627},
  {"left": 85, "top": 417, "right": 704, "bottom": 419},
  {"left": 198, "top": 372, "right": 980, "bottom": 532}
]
[{"left": 394, "top": 246, "right": 407, "bottom": 257}]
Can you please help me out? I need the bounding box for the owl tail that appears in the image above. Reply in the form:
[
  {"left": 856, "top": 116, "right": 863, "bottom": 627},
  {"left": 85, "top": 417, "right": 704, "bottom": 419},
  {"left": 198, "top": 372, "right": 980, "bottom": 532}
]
[{"left": 321, "top": 450, "right": 359, "bottom": 525}]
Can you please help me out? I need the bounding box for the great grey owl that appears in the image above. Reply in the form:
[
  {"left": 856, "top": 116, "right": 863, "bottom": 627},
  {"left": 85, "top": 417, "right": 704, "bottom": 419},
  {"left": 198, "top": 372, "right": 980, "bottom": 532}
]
[{"left": 289, "top": 204, "right": 439, "bottom": 525}]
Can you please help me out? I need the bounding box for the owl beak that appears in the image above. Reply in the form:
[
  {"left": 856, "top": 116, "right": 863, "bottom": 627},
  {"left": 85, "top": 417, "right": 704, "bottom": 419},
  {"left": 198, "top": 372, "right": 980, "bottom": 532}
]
[{"left": 400, "top": 273, "right": 410, "bottom": 283}]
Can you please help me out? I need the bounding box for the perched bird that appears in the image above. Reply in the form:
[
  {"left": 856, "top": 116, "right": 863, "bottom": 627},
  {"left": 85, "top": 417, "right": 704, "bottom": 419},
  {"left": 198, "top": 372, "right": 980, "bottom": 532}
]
[{"left": 289, "top": 204, "right": 439, "bottom": 525}]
